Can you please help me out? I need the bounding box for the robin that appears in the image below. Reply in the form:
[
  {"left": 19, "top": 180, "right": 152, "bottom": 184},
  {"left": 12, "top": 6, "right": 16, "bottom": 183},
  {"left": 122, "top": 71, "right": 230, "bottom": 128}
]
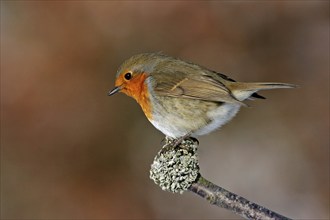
[{"left": 108, "top": 52, "right": 295, "bottom": 140}]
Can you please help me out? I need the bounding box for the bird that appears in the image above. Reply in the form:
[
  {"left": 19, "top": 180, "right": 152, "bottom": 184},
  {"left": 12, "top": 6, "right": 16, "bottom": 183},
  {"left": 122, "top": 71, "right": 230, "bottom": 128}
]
[{"left": 108, "top": 52, "right": 296, "bottom": 140}]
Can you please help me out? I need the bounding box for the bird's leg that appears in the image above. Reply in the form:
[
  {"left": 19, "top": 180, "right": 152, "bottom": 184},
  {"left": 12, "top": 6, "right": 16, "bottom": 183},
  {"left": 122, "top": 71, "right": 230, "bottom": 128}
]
[
  {"left": 174, "top": 135, "right": 199, "bottom": 152},
  {"left": 159, "top": 136, "right": 175, "bottom": 155},
  {"left": 173, "top": 132, "right": 193, "bottom": 147},
  {"left": 160, "top": 137, "right": 167, "bottom": 145},
  {"left": 160, "top": 134, "right": 198, "bottom": 155}
]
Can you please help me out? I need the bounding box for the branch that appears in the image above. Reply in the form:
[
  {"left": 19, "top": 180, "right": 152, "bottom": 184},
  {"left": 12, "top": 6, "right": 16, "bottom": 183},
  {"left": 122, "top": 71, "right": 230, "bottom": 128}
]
[
  {"left": 189, "top": 175, "right": 290, "bottom": 220},
  {"left": 149, "top": 137, "right": 292, "bottom": 220}
]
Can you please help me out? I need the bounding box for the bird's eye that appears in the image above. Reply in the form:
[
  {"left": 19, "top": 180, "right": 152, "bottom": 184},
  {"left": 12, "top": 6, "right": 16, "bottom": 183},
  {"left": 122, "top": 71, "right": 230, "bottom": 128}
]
[{"left": 124, "top": 72, "right": 132, "bottom": 80}]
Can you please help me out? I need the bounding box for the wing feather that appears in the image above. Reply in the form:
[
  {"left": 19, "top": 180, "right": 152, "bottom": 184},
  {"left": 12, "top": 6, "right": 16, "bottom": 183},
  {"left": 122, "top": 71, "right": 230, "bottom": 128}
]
[{"left": 151, "top": 71, "right": 244, "bottom": 105}]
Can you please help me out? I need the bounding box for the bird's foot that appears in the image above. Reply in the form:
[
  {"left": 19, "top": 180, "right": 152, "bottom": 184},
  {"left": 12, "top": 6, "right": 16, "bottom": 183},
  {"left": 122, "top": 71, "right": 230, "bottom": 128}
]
[{"left": 166, "top": 133, "right": 198, "bottom": 147}]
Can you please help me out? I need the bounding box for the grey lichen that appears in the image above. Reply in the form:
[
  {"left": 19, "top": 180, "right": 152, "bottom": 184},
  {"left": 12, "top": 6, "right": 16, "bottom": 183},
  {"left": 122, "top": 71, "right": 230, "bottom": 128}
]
[
  {"left": 149, "top": 138, "right": 292, "bottom": 220},
  {"left": 149, "top": 137, "right": 200, "bottom": 194}
]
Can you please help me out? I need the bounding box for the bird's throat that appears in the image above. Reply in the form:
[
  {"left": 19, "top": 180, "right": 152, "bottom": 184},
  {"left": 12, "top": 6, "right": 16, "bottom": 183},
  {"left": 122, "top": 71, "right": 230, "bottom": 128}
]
[{"left": 123, "top": 73, "right": 152, "bottom": 120}]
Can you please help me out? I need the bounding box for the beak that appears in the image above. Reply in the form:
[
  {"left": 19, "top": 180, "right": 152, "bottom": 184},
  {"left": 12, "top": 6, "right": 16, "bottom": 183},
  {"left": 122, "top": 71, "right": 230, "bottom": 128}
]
[{"left": 108, "top": 86, "right": 121, "bottom": 96}]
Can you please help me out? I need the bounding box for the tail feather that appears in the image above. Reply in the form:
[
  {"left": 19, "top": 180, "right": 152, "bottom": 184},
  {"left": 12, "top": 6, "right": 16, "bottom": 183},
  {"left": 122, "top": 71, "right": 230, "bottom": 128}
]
[
  {"left": 230, "top": 82, "right": 297, "bottom": 101},
  {"left": 251, "top": 92, "right": 266, "bottom": 99}
]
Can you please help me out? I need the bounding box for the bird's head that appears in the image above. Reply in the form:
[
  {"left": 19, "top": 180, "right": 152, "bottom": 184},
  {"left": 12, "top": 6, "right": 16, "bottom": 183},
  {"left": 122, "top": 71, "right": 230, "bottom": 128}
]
[{"left": 108, "top": 53, "right": 167, "bottom": 99}]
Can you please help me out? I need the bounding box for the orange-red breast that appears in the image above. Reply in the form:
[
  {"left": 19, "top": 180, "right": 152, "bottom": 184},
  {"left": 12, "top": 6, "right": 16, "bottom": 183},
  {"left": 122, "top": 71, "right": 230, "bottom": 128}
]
[{"left": 108, "top": 52, "right": 295, "bottom": 139}]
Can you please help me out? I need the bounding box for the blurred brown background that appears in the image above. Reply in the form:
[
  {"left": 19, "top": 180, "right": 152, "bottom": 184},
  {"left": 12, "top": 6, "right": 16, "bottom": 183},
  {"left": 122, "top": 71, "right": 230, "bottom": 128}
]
[{"left": 1, "top": 1, "right": 329, "bottom": 219}]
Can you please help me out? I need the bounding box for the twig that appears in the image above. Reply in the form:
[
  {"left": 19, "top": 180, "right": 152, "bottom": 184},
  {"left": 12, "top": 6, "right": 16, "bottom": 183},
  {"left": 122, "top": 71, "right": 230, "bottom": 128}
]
[
  {"left": 189, "top": 175, "right": 291, "bottom": 220},
  {"left": 149, "top": 137, "right": 292, "bottom": 220}
]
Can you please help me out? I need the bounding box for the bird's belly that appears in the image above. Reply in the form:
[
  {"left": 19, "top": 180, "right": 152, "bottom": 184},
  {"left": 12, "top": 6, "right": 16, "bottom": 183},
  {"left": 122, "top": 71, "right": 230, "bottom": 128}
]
[
  {"left": 193, "top": 103, "right": 240, "bottom": 136},
  {"left": 148, "top": 96, "right": 241, "bottom": 138}
]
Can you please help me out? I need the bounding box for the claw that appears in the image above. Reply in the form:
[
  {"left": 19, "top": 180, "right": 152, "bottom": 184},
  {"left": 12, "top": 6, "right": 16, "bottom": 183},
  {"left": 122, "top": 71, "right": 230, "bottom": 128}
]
[{"left": 172, "top": 132, "right": 193, "bottom": 147}]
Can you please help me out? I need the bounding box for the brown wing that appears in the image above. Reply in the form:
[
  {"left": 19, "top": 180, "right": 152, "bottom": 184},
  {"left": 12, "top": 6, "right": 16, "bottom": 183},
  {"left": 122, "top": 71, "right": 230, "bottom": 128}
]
[{"left": 151, "top": 71, "right": 244, "bottom": 105}]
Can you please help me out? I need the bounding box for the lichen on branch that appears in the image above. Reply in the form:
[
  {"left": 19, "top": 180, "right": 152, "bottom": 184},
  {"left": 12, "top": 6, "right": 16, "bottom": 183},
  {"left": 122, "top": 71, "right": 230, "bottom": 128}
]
[
  {"left": 149, "top": 137, "right": 292, "bottom": 220},
  {"left": 149, "top": 137, "right": 199, "bottom": 193}
]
